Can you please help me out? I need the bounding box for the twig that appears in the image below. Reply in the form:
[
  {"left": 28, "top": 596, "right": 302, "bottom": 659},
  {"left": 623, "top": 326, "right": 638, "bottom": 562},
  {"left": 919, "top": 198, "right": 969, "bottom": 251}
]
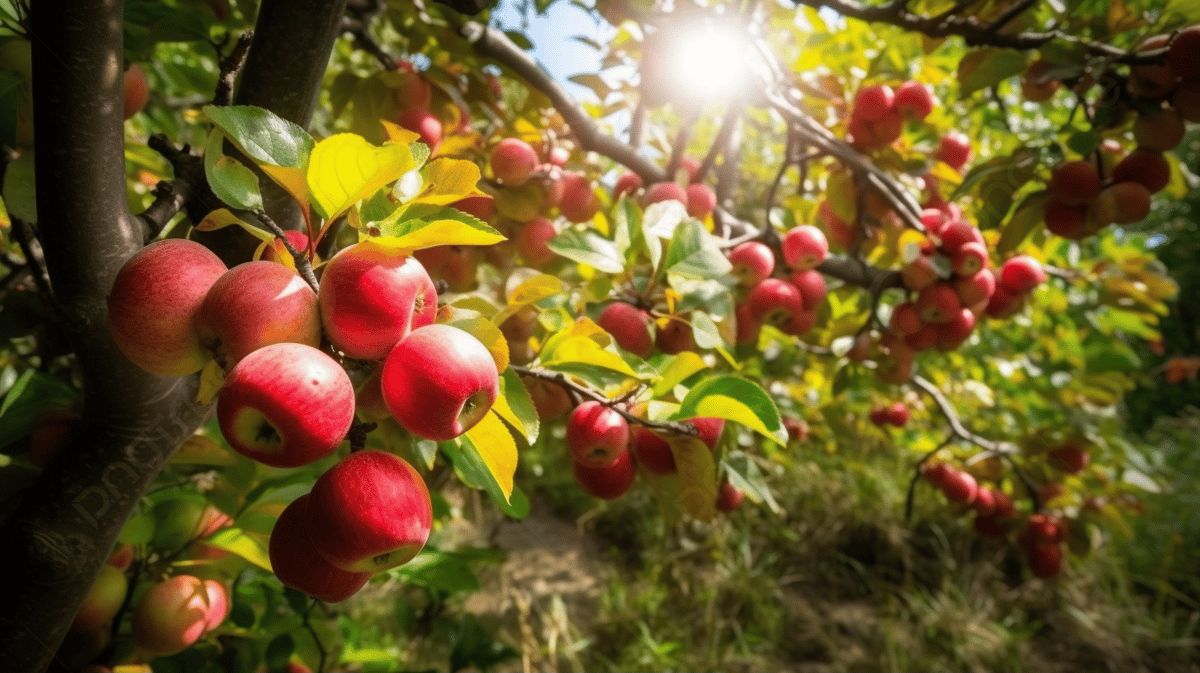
[
  {"left": 142, "top": 135, "right": 217, "bottom": 240},
  {"left": 666, "top": 109, "right": 699, "bottom": 181},
  {"left": 212, "top": 31, "right": 255, "bottom": 107},
  {"left": 347, "top": 419, "right": 377, "bottom": 452},
  {"left": 251, "top": 209, "right": 320, "bottom": 292},
  {"left": 302, "top": 598, "right": 328, "bottom": 673},
  {"left": 342, "top": 0, "right": 397, "bottom": 71},
  {"left": 510, "top": 364, "right": 698, "bottom": 437},
  {"left": 695, "top": 105, "right": 741, "bottom": 184},
  {"left": 10, "top": 217, "right": 52, "bottom": 301},
  {"left": 910, "top": 374, "right": 996, "bottom": 451}
]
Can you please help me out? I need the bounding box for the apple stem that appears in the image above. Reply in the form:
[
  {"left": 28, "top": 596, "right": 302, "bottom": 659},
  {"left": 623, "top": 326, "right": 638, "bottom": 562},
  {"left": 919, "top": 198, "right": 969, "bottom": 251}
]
[
  {"left": 347, "top": 418, "right": 378, "bottom": 453},
  {"left": 252, "top": 209, "right": 320, "bottom": 293}
]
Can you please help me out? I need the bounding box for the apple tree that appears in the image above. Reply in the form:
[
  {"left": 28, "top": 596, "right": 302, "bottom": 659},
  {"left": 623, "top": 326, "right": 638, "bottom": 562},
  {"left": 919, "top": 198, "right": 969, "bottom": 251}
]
[{"left": 0, "top": 0, "right": 1195, "bottom": 670}]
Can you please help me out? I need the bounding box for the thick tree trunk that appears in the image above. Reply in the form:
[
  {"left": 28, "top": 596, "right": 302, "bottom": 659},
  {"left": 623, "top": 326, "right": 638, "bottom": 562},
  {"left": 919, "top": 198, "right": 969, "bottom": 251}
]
[{"left": 0, "top": 0, "right": 346, "bottom": 669}]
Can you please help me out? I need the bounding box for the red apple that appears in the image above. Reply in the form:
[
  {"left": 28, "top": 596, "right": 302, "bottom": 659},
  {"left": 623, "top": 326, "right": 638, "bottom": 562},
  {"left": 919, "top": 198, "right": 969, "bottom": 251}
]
[
  {"left": 644, "top": 181, "right": 688, "bottom": 207},
  {"left": 308, "top": 450, "right": 432, "bottom": 572},
  {"left": 490, "top": 138, "right": 539, "bottom": 186},
  {"left": 260, "top": 230, "right": 311, "bottom": 264},
  {"left": 890, "top": 302, "right": 923, "bottom": 335},
  {"left": 789, "top": 269, "right": 827, "bottom": 311},
  {"left": 893, "top": 80, "right": 934, "bottom": 120},
  {"left": 852, "top": 84, "right": 895, "bottom": 123},
  {"left": 939, "top": 466, "right": 978, "bottom": 505},
  {"left": 1130, "top": 34, "right": 1178, "bottom": 99},
  {"left": 1047, "top": 444, "right": 1090, "bottom": 474},
  {"left": 132, "top": 575, "right": 226, "bottom": 656},
  {"left": 558, "top": 171, "right": 600, "bottom": 223},
  {"left": 1133, "top": 108, "right": 1185, "bottom": 151},
  {"left": 868, "top": 407, "right": 890, "bottom": 427},
  {"left": 954, "top": 269, "right": 996, "bottom": 307},
  {"left": 1044, "top": 198, "right": 1091, "bottom": 239},
  {"left": 1049, "top": 160, "right": 1101, "bottom": 205},
  {"left": 573, "top": 450, "right": 636, "bottom": 499},
  {"left": 985, "top": 285, "right": 1026, "bottom": 319},
  {"left": 516, "top": 217, "right": 559, "bottom": 268},
  {"left": 1168, "top": 26, "right": 1200, "bottom": 79},
  {"left": 1110, "top": 149, "right": 1171, "bottom": 194},
  {"left": 198, "top": 261, "right": 321, "bottom": 369},
  {"left": 381, "top": 324, "right": 499, "bottom": 441},
  {"left": 1092, "top": 181, "right": 1152, "bottom": 226},
  {"left": 217, "top": 343, "right": 355, "bottom": 467},
  {"left": 886, "top": 402, "right": 909, "bottom": 427},
  {"left": 524, "top": 377, "right": 572, "bottom": 422},
  {"left": 613, "top": 172, "right": 643, "bottom": 198},
  {"left": 728, "top": 241, "right": 775, "bottom": 286},
  {"left": 782, "top": 225, "right": 829, "bottom": 270},
  {"left": 901, "top": 255, "right": 937, "bottom": 291},
  {"left": 747, "top": 278, "right": 812, "bottom": 335},
  {"left": 716, "top": 478, "right": 745, "bottom": 512},
  {"left": 597, "top": 302, "right": 654, "bottom": 358},
  {"left": 393, "top": 61, "right": 432, "bottom": 111},
  {"left": 269, "top": 494, "right": 372, "bottom": 603},
  {"left": 107, "top": 544, "right": 134, "bottom": 572},
  {"left": 935, "top": 309, "right": 976, "bottom": 350},
  {"left": 655, "top": 317, "right": 696, "bottom": 354},
  {"left": 566, "top": 401, "right": 630, "bottom": 468},
  {"left": 686, "top": 183, "right": 716, "bottom": 218},
  {"left": 123, "top": 63, "right": 149, "bottom": 120},
  {"left": 934, "top": 131, "right": 971, "bottom": 171},
  {"left": 1021, "top": 60, "right": 1060, "bottom": 102},
  {"left": 631, "top": 418, "right": 723, "bottom": 475},
  {"left": 397, "top": 108, "right": 442, "bottom": 151},
  {"left": 1173, "top": 80, "right": 1200, "bottom": 123},
  {"left": 998, "top": 255, "right": 1046, "bottom": 294},
  {"left": 916, "top": 282, "right": 961, "bottom": 324},
  {"left": 318, "top": 244, "right": 438, "bottom": 360},
  {"left": 1026, "top": 542, "right": 1063, "bottom": 578},
  {"left": 108, "top": 239, "right": 227, "bottom": 376}
]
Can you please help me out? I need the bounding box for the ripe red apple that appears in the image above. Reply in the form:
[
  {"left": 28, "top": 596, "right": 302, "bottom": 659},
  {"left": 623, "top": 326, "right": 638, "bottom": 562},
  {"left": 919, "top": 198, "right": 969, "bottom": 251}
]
[
  {"left": 686, "top": 183, "right": 716, "bottom": 218},
  {"left": 985, "top": 286, "right": 1026, "bottom": 319},
  {"left": 451, "top": 195, "right": 497, "bottom": 222},
  {"left": 716, "top": 478, "right": 745, "bottom": 512},
  {"left": 1130, "top": 34, "right": 1178, "bottom": 99},
  {"left": 1026, "top": 542, "right": 1063, "bottom": 578},
  {"left": 573, "top": 450, "right": 637, "bottom": 500},
  {"left": 597, "top": 302, "right": 654, "bottom": 358},
  {"left": 614, "top": 172, "right": 643, "bottom": 198},
  {"left": 998, "top": 255, "right": 1046, "bottom": 294},
  {"left": 937, "top": 221, "right": 985, "bottom": 257},
  {"left": 260, "top": 230, "right": 311, "bottom": 264},
  {"left": 974, "top": 513, "right": 1009, "bottom": 539},
  {"left": 901, "top": 255, "right": 937, "bottom": 292},
  {"left": 108, "top": 239, "right": 228, "bottom": 376},
  {"left": 1133, "top": 108, "right": 1185, "bottom": 151},
  {"left": 381, "top": 324, "right": 499, "bottom": 441},
  {"left": 631, "top": 418, "right": 723, "bottom": 475},
  {"left": 397, "top": 108, "right": 443, "bottom": 150},
  {"left": 1047, "top": 444, "right": 1090, "bottom": 474},
  {"left": 916, "top": 283, "right": 961, "bottom": 324},
  {"left": 1049, "top": 160, "right": 1101, "bottom": 205},
  {"left": 1043, "top": 199, "right": 1090, "bottom": 239},
  {"left": 393, "top": 61, "right": 432, "bottom": 110},
  {"left": 951, "top": 242, "right": 988, "bottom": 278},
  {"left": 868, "top": 407, "right": 889, "bottom": 427},
  {"left": 1019, "top": 513, "right": 1066, "bottom": 548},
  {"left": 783, "top": 415, "right": 808, "bottom": 442},
  {"left": 890, "top": 302, "right": 923, "bottom": 335},
  {"left": 217, "top": 342, "right": 355, "bottom": 467},
  {"left": 644, "top": 181, "right": 688, "bottom": 207},
  {"left": 1092, "top": 181, "right": 1152, "bottom": 226},
  {"left": 123, "top": 63, "right": 149, "bottom": 119},
  {"left": 318, "top": 244, "right": 437, "bottom": 360},
  {"left": 70, "top": 565, "right": 128, "bottom": 634},
  {"left": 1168, "top": 26, "right": 1200, "bottom": 79},
  {"left": 852, "top": 84, "right": 895, "bottom": 122},
  {"left": 440, "top": 247, "right": 479, "bottom": 292},
  {"left": 782, "top": 225, "right": 828, "bottom": 270},
  {"left": 307, "top": 450, "right": 432, "bottom": 575},
  {"left": 934, "top": 131, "right": 971, "bottom": 171},
  {"left": 490, "top": 138, "right": 539, "bottom": 186},
  {"left": 655, "top": 317, "right": 696, "bottom": 354},
  {"left": 269, "top": 495, "right": 372, "bottom": 602},
  {"left": 886, "top": 402, "right": 909, "bottom": 427},
  {"left": 747, "top": 278, "right": 810, "bottom": 334},
  {"left": 728, "top": 242, "right": 775, "bottom": 287},
  {"left": 558, "top": 171, "right": 600, "bottom": 222},
  {"left": 516, "top": 217, "right": 559, "bottom": 268},
  {"left": 566, "top": 401, "right": 630, "bottom": 468},
  {"left": 893, "top": 80, "right": 934, "bottom": 120},
  {"left": 954, "top": 268, "right": 996, "bottom": 307},
  {"left": 789, "top": 269, "right": 827, "bottom": 311},
  {"left": 1110, "top": 149, "right": 1171, "bottom": 194},
  {"left": 198, "top": 261, "right": 321, "bottom": 368},
  {"left": 132, "top": 575, "right": 227, "bottom": 656},
  {"left": 107, "top": 543, "right": 134, "bottom": 572},
  {"left": 939, "top": 466, "right": 978, "bottom": 505}
]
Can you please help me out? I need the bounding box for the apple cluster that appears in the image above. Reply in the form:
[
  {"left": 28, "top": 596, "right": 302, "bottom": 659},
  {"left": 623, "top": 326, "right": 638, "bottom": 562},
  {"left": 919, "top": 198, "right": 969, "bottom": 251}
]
[
  {"left": 1040, "top": 25, "right": 1199, "bottom": 240},
  {"left": 619, "top": 156, "right": 718, "bottom": 220},
  {"left": 563, "top": 400, "right": 738, "bottom": 509},
  {"left": 107, "top": 236, "right": 502, "bottom": 603},
  {"left": 594, "top": 300, "right": 699, "bottom": 358},
  {"left": 393, "top": 60, "right": 444, "bottom": 151},
  {"left": 729, "top": 225, "right": 829, "bottom": 344},
  {"left": 847, "top": 80, "right": 935, "bottom": 151}
]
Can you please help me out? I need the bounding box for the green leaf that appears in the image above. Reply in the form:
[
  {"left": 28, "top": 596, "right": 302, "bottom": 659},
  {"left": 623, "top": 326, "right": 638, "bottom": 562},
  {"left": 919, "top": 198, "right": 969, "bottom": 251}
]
[
  {"left": 1, "top": 150, "right": 35, "bottom": 223},
  {"left": 672, "top": 436, "right": 717, "bottom": 521},
  {"left": 957, "top": 48, "right": 1028, "bottom": 96},
  {"left": 494, "top": 368, "right": 539, "bottom": 443},
  {"left": 997, "top": 191, "right": 1051, "bottom": 254},
  {"left": 673, "top": 376, "right": 787, "bottom": 445},
  {"left": 395, "top": 551, "right": 480, "bottom": 594},
  {"left": 264, "top": 633, "right": 295, "bottom": 673},
  {"left": 663, "top": 218, "right": 732, "bottom": 280},
  {"left": 723, "top": 450, "right": 784, "bottom": 514},
  {"left": 205, "top": 527, "right": 273, "bottom": 571},
  {"left": 202, "top": 105, "right": 314, "bottom": 169},
  {"left": 0, "top": 370, "right": 76, "bottom": 452},
  {"left": 203, "top": 129, "right": 263, "bottom": 211},
  {"left": 546, "top": 228, "right": 626, "bottom": 273}
]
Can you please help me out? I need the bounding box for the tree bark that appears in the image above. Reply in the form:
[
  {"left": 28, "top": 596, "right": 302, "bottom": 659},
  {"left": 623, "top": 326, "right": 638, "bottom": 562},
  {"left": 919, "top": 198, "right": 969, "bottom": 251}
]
[{"left": 0, "top": 0, "right": 347, "bottom": 668}]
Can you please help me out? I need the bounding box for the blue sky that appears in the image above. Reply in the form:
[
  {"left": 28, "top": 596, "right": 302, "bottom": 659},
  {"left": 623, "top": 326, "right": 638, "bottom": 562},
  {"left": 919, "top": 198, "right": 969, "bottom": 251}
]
[{"left": 490, "top": 0, "right": 616, "bottom": 101}]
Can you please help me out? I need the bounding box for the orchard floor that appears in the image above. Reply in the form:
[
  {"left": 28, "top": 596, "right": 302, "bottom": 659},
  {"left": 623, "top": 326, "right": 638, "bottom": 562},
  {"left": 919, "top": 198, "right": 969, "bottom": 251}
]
[{"left": 348, "top": 480, "right": 1200, "bottom": 673}]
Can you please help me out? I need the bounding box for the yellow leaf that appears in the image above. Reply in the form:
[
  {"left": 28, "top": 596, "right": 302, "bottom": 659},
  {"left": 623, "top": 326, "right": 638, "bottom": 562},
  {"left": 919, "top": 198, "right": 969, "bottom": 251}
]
[
  {"left": 540, "top": 316, "right": 612, "bottom": 361},
  {"left": 672, "top": 436, "right": 717, "bottom": 522},
  {"left": 195, "top": 208, "right": 271, "bottom": 241},
  {"left": 449, "top": 316, "right": 509, "bottom": 373},
  {"left": 463, "top": 410, "right": 517, "bottom": 501},
  {"left": 641, "top": 471, "right": 683, "bottom": 525},
  {"left": 307, "top": 134, "right": 415, "bottom": 222},
  {"left": 381, "top": 119, "right": 420, "bottom": 144},
  {"left": 493, "top": 274, "right": 568, "bottom": 326},
  {"left": 651, "top": 352, "right": 709, "bottom": 396},
  {"left": 260, "top": 165, "right": 311, "bottom": 212},
  {"left": 205, "top": 528, "right": 272, "bottom": 571},
  {"left": 543, "top": 335, "right": 639, "bottom": 377},
  {"left": 409, "top": 158, "right": 484, "bottom": 206},
  {"left": 169, "top": 434, "right": 237, "bottom": 466},
  {"left": 195, "top": 360, "right": 225, "bottom": 406}
]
